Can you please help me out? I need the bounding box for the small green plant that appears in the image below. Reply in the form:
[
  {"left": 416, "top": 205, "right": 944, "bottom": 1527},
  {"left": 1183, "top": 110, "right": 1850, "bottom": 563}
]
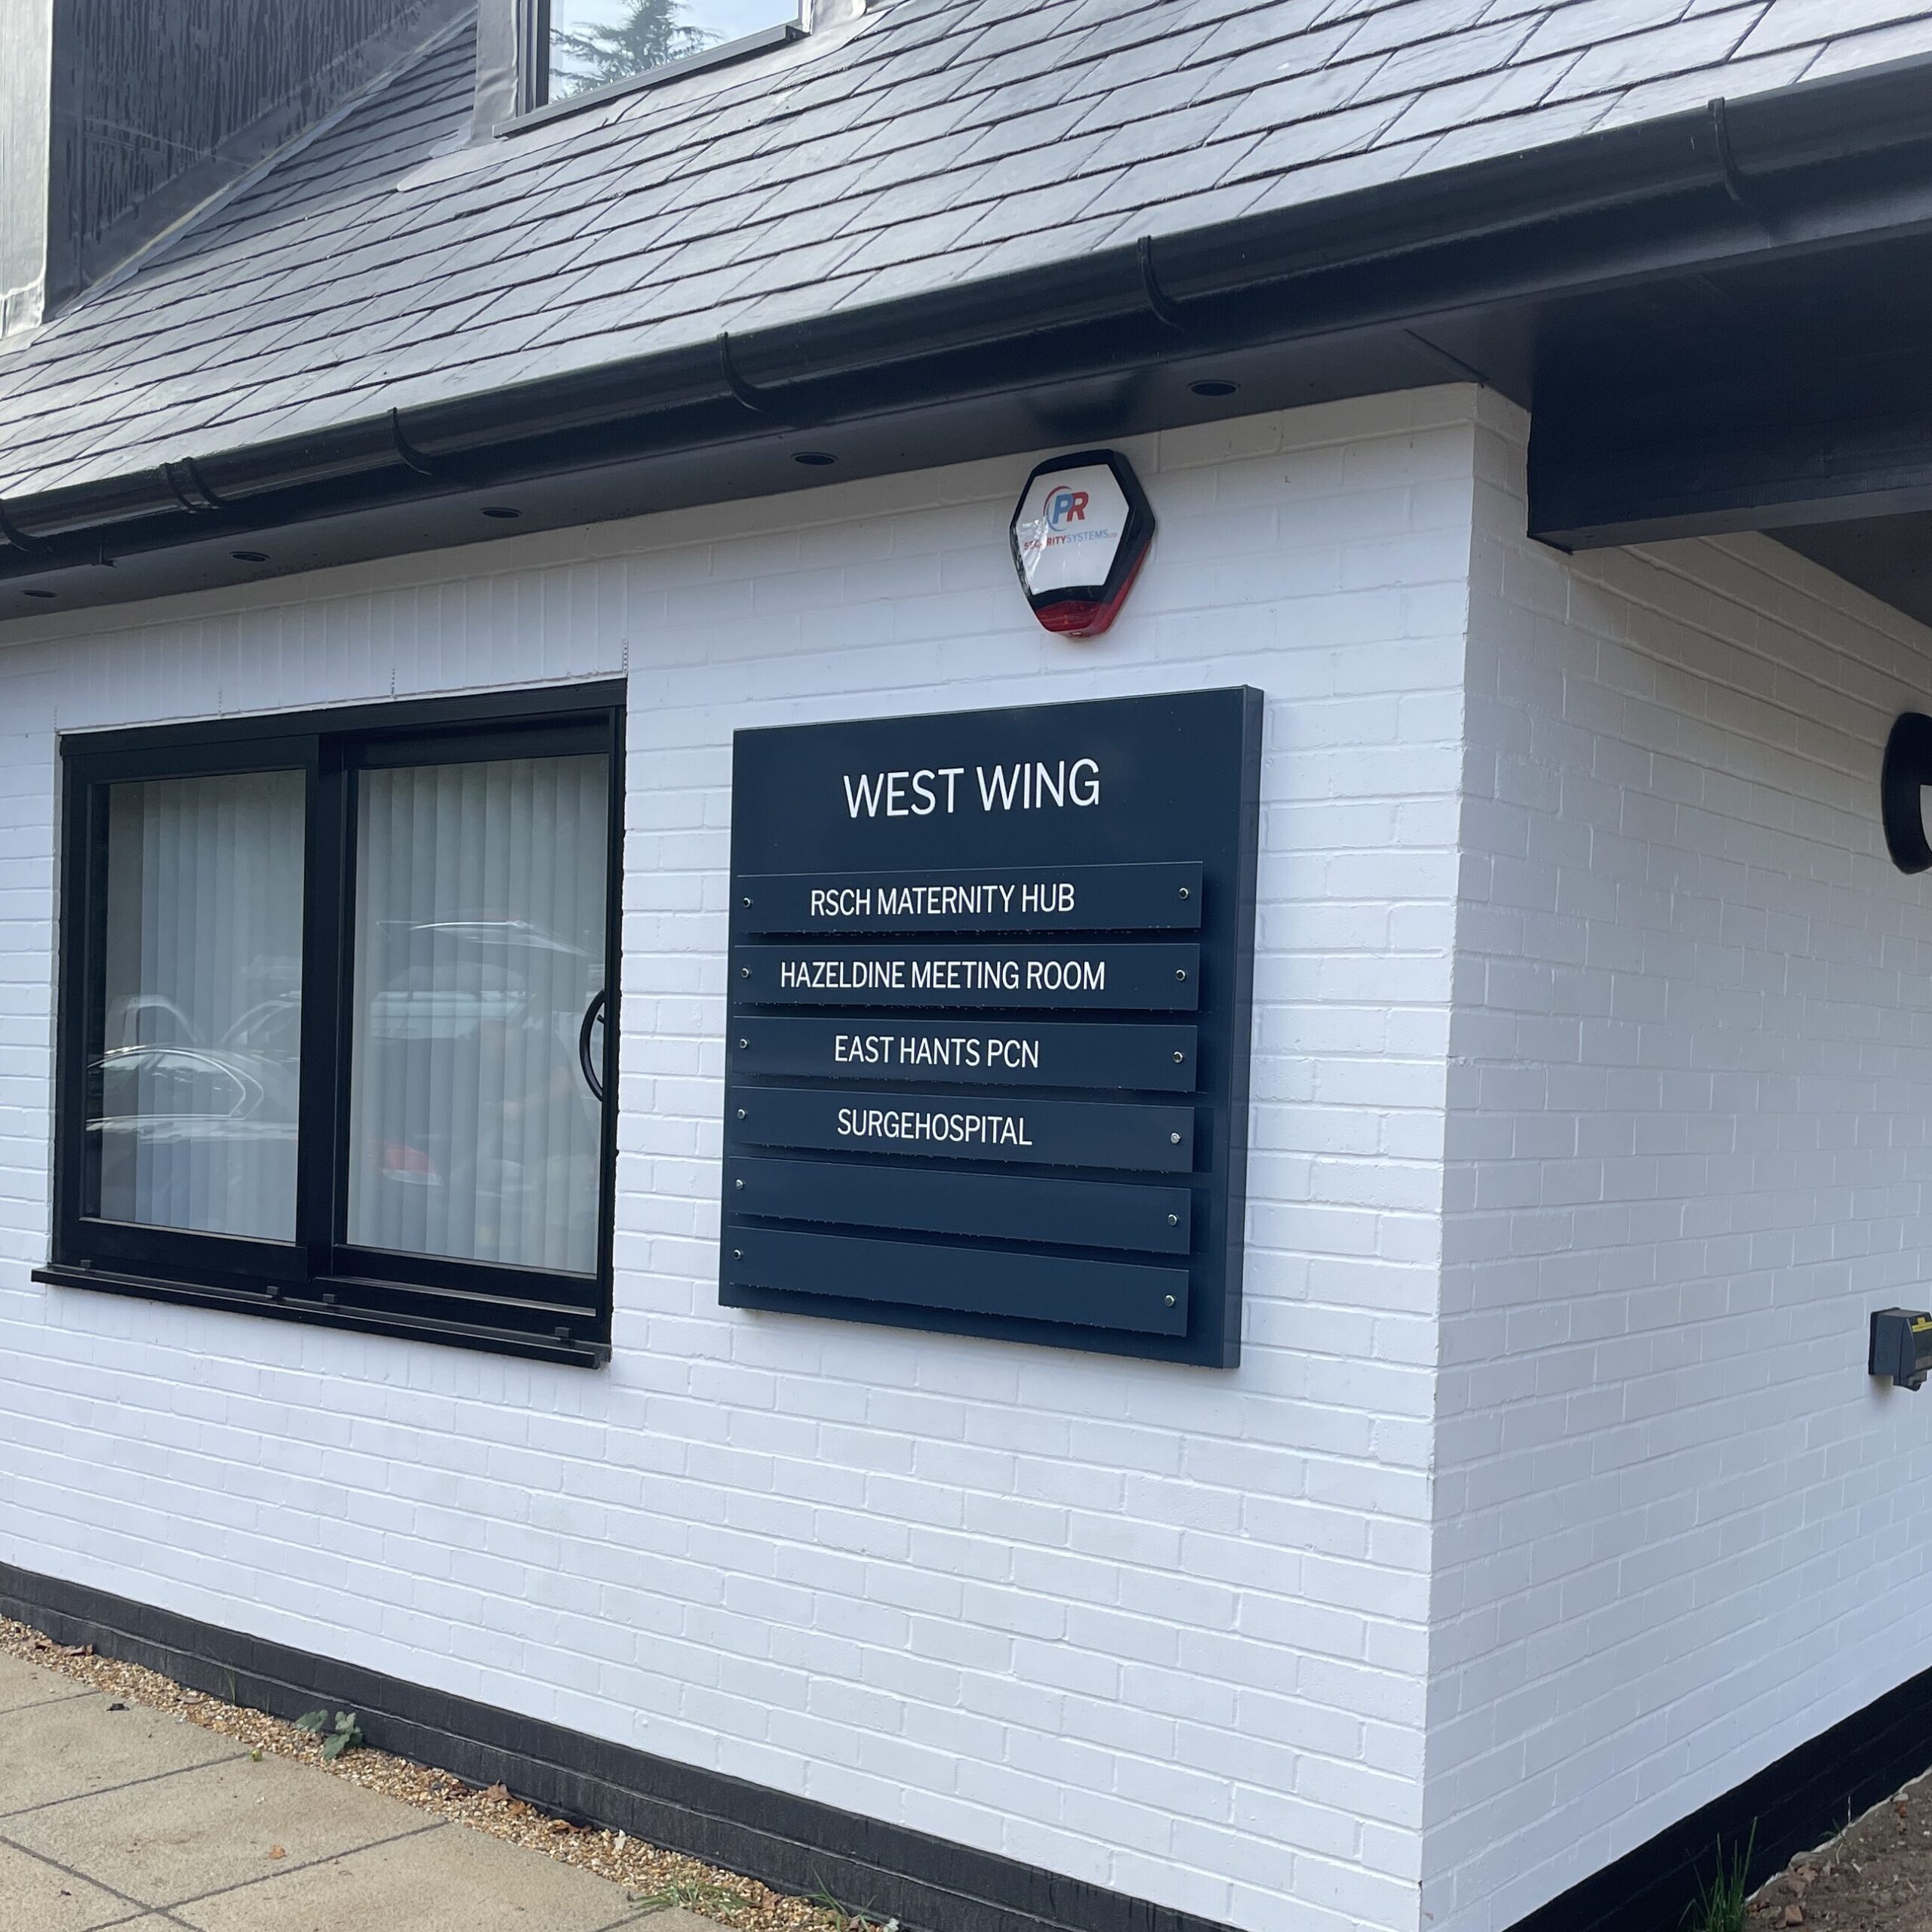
[
  {"left": 294, "top": 1709, "right": 365, "bottom": 1761},
  {"left": 629, "top": 1875, "right": 747, "bottom": 1915},
  {"left": 807, "top": 1884, "right": 899, "bottom": 1931},
  {"left": 1683, "top": 1825, "right": 1756, "bottom": 1932}
]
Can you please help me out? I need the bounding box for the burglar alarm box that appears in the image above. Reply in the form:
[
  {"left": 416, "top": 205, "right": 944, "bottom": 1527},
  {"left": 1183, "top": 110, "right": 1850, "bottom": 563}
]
[{"left": 1869, "top": 1308, "right": 1932, "bottom": 1391}]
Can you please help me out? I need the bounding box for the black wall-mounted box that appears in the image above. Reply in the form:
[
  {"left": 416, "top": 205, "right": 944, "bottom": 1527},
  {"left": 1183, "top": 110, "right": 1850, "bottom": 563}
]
[
  {"left": 1869, "top": 1308, "right": 1932, "bottom": 1391},
  {"left": 719, "top": 688, "right": 1263, "bottom": 1366}
]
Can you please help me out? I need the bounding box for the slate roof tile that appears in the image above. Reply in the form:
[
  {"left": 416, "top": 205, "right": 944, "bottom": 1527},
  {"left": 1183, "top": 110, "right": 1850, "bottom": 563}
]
[
  {"left": 957, "top": 100, "right": 1102, "bottom": 166},
  {"left": 1186, "top": 2, "right": 1324, "bottom": 67},
  {"left": 2, "top": 0, "right": 1930, "bottom": 498},
  {"left": 1361, "top": 11, "right": 1546, "bottom": 91},
  {"left": 1509, "top": 0, "right": 1694, "bottom": 61},
  {"left": 1374, "top": 45, "right": 1577, "bottom": 140},
  {"left": 1400, "top": 86, "right": 1604, "bottom": 165},
  {"left": 1737, "top": 0, "right": 1932, "bottom": 54},
  {"left": 1796, "top": 15, "right": 1932, "bottom": 77},
  {"left": 952, "top": 171, "right": 1119, "bottom": 248},
  {"left": 1127, "top": 177, "right": 1270, "bottom": 234},
  {"left": 1338, "top": 0, "right": 1500, "bottom": 59},
  {"left": 730, "top": 268, "right": 879, "bottom": 329},
  {"left": 1071, "top": 66, "right": 1220, "bottom": 135},
  {"left": 1080, "top": 97, "right": 1250, "bottom": 169},
  {"left": 1249, "top": 125, "right": 1441, "bottom": 197},
  {"left": 1214, "top": 33, "right": 1386, "bottom": 138},
  {"left": 950, "top": 215, "right": 1136, "bottom": 282},
  {"left": 1083, "top": 159, "right": 1263, "bottom": 223},
  {"left": 833, "top": 202, "right": 995, "bottom": 275},
  {"left": 968, "top": 0, "right": 1090, "bottom": 55},
  {"left": 1233, "top": 95, "right": 1414, "bottom": 174},
  {"left": 1549, "top": 2, "right": 1767, "bottom": 92},
  {"left": 1587, "top": 39, "right": 1814, "bottom": 118},
  {"left": 1075, "top": 24, "right": 1222, "bottom": 91}
]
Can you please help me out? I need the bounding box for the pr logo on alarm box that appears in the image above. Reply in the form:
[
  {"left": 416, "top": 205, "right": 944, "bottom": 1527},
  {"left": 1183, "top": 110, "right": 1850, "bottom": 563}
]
[{"left": 1009, "top": 451, "right": 1155, "bottom": 639}]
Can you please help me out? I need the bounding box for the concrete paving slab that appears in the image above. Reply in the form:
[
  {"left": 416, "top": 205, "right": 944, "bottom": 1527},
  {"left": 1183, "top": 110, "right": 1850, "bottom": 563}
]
[
  {"left": 7, "top": 1748, "right": 429, "bottom": 1909},
  {"left": 0, "top": 1677, "right": 724, "bottom": 1932},
  {"left": 173, "top": 1819, "right": 651, "bottom": 1931},
  {"left": 0, "top": 1838, "right": 143, "bottom": 1931},
  {"left": 0, "top": 1654, "right": 90, "bottom": 1715},
  {"left": 0, "top": 1697, "right": 241, "bottom": 1817}
]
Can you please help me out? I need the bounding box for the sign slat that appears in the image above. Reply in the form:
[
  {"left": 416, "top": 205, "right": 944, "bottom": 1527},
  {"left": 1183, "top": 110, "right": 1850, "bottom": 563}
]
[
  {"left": 736, "top": 941, "right": 1199, "bottom": 1011},
  {"left": 733, "top": 1085, "right": 1195, "bottom": 1172},
  {"left": 731, "top": 1017, "right": 1199, "bottom": 1091},
  {"left": 734, "top": 862, "right": 1203, "bottom": 935},
  {"left": 729, "top": 1155, "right": 1192, "bottom": 1253},
  {"left": 724, "top": 1227, "right": 1189, "bottom": 1335}
]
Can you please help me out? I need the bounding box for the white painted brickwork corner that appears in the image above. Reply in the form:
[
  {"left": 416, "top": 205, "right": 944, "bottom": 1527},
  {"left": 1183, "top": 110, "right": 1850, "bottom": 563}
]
[
  {"left": 0, "top": 392, "right": 1479, "bottom": 1932},
  {"left": 18, "top": 381, "right": 1924, "bottom": 1932},
  {"left": 1423, "top": 393, "right": 1932, "bottom": 1931}
]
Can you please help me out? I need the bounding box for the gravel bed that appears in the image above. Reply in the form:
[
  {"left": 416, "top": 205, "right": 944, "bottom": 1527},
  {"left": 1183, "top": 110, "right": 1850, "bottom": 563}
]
[
  {"left": 0, "top": 1614, "right": 877, "bottom": 1930},
  {"left": 1748, "top": 1770, "right": 1932, "bottom": 1930}
]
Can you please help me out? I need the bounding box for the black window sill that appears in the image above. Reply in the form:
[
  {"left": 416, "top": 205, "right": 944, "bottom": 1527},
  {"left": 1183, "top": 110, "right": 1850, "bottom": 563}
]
[
  {"left": 34, "top": 1263, "right": 611, "bottom": 1368},
  {"left": 506, "top": 23, "right": 808, "bottom": 136}
]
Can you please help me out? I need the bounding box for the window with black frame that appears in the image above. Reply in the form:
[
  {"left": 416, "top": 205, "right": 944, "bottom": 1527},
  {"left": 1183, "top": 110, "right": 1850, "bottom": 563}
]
[
  {"left": 42, "top": 687, "right": 623, "bottom": 1365},
  {"left": 532, "top": 0, "right": 806, "bottom": 107}
]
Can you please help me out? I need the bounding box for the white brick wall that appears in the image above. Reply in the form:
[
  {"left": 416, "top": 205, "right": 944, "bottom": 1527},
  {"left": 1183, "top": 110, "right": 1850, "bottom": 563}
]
[
  {"left": 1423, "top": 395, "right": 1932, "bottom": 1930},
  {"left": 0, "top": 391, "right": 1478, "bottom": 1932}
]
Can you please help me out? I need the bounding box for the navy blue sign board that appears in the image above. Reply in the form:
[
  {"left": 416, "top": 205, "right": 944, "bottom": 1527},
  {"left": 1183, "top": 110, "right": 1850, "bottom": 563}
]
[{"left": 721, "top": 687, "right": 1263, "bottom": 1367}]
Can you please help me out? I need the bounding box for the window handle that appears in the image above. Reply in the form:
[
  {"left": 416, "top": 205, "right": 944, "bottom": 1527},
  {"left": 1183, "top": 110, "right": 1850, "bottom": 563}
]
[{"left": 578, "top": 988, "right": 608, "bottom": 1103}]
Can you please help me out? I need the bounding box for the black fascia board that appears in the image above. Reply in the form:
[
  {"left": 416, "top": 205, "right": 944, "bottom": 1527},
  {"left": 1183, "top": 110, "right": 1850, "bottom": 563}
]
[
  {"left": 8, "top": 51, "right": 1932, "bottom": 592},
  {"left": 1529, "top": 400, "right": 1932, "bottom": 550}
]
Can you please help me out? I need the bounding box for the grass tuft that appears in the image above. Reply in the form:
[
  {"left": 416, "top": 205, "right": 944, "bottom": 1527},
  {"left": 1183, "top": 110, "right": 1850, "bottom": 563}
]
[
  {"left": 1684, "top": 1825, "right": 1757, "bottom": 1932},
  {"left": 628, "top": 1875, "right": 749, "bottom": 1915},
  {"left": 806, "top": 1883, "right": 899, "bottom": 1930}
]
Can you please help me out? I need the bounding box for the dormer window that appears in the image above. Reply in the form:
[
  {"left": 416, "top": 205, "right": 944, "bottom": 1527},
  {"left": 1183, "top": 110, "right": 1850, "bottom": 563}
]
[
  {"left": 525, "top": 0, "right": 808, "bottom": 116},
  {"left": 545, "top": 0, "right": 801, "bottom": 98}
]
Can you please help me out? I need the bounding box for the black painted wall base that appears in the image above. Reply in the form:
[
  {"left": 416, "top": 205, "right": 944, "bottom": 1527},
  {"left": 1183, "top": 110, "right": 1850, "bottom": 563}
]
[
  {"left": 0, "top": 1562, "right": 1234, "bottom": 1932},
  {"left": 1507, "top": 1656, "right": 1932, "bottom": 1932},
  {"left": 5, "top": 1561, "right": 1927, "bottom": 1932}
]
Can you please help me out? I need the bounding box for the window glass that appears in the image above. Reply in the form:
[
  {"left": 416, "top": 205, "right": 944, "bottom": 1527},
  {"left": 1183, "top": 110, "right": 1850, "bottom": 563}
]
[
  {"left": 92, "top": 771, "right": 305, "bottom": 1240},
  {"left": 56, "top": 692, "right": 620, "bottom": 1364},
  {"left": 546, "top": 0, "right": 797, "bottom": 99},
  {"left": 346, "top": 755, "right": 609, "bottom": 1275}
]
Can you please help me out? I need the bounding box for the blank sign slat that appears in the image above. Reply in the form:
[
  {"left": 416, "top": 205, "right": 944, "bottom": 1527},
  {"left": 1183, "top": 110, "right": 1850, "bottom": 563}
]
[
  {"left": 724, "top": 1226, "right": 1189, "bottom": 1334},
  {"left": 729, "top": 1155, "right": 1192, "bottom": 1253}
]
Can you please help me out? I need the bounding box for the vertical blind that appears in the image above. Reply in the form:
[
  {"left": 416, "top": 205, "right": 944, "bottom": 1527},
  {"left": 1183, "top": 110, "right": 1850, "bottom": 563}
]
[
  {"left": 94, "top": 771, "right": 306, "bottom": 1240},
  {"left": 346, "top": 754, "right": 608, "bottom": 1276}
]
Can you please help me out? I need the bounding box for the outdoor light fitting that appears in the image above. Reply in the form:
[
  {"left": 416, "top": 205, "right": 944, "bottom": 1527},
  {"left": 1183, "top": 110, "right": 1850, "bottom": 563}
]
[
  {"left": 1871, "top": 1308, "right": 1932, "bottom": 1391},
  {"left": 1009, "top": 449, "right": 1155, "bottom": 640}
]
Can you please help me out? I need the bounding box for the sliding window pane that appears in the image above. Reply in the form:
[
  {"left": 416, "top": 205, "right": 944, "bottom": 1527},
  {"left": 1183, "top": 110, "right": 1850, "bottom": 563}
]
[
  {"left": 347, "top": 755, "right": 608, "bottom": 1275},
  {"left": 92, "top": 772, "right": 306, "bottom": 1240}
]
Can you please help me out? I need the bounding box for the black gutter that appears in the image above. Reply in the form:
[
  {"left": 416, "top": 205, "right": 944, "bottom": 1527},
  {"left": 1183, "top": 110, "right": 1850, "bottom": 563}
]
[{"left": 7, "top": 50, "right": 1932, "bottom": 574}]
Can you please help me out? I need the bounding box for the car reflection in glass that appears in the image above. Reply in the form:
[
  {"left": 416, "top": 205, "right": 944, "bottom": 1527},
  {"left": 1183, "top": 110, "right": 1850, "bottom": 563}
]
[
  {"left": 89, "top": 1042, "right": 300, "bottom": 1236},
  {"left": 354, "top": 918, "right": 604, "bottom": 1268}
]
